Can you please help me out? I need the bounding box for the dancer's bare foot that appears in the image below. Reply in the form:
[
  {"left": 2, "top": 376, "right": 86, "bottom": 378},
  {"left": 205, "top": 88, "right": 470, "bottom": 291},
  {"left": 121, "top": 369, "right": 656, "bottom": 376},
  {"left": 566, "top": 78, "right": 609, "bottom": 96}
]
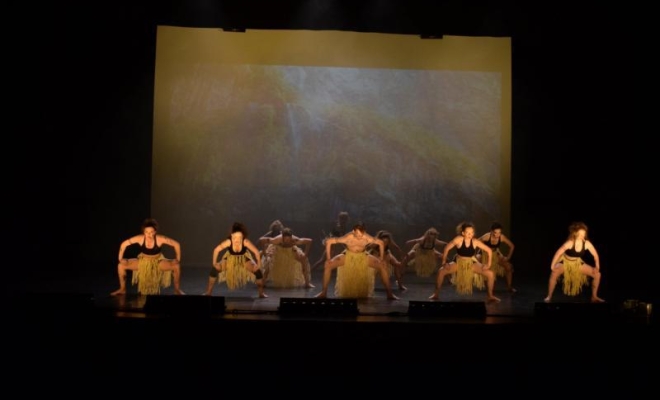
[
  {"left": 543, "top": 296, "right": 551, "bottom": 303},
  {"left": 591, "top": 296, "right": 605, "bottom": 303},
  {"left": 398, "top": 284, "right": 408, "bottom": 291},
  {"left": 314, "top": 292, "right": 327, "bottom": 298},
  {"left": 487, "top": 295, "right": 501, "bottom": 303},
  {"left": 110, "top": 289, "right": 126, "bottom": 296},
  {"left": 387, "top": 293, "right": 400, "bottom": 300},
  {"left": 258, "top": 292, "right": 269, "bottom": 298},
  {"left": 174, "top": 289, "right": 185, "bottom": 295},
  {"left": 305, "top": 283, "right": 316, "bottom": 289},
  {"left": 428, "top": 293, "right": 439, "bottom": 300}
]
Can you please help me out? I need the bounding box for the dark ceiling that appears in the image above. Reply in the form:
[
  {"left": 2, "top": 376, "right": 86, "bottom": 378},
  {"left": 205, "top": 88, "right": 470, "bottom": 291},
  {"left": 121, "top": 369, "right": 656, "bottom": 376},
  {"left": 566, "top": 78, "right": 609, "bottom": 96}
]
[{"left": 151, "top": 1, "right": 617, "bottom": 39}]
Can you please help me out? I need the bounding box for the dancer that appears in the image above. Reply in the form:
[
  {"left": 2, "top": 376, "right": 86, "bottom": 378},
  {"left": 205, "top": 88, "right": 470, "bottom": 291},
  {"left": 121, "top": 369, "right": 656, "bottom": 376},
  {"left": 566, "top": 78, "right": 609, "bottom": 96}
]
[
  {"left": 315, "top": 222, "right": 399, "bottom": 299},
  {"left": 428, "top": 222, "right": 500, "bottom": 302},
  {"left": 204, "top": 222, "right": 266, "bottom": 298},
  {"left": 477, "top": 222, "right": 516, "bottom": 292},
  {"left": 111, "top": 218, "right": 184, "bottom": 296},
  {"left": 544, "top": 221, "right": 604, "bottom": 303}
]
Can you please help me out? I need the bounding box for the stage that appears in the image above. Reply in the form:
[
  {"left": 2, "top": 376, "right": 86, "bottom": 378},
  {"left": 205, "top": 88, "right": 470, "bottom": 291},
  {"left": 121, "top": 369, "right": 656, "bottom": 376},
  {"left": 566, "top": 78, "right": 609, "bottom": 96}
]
[
  {"left": 8, "top": 264, "right": 655, "bottom": 325},
  {"left": 4, "top": 265, "right": 655, "bottom": 396}
]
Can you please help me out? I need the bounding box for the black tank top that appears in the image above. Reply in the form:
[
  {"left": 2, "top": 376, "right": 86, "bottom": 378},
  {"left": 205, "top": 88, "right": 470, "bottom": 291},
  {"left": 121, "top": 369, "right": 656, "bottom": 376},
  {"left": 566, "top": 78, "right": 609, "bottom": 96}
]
[
  {"left": 456, "top": 238, "right": 476, "bottom": 257},
  {"left": 228, "top": 238, "right": 248, "bottom": 255},
  {"left": 140, "top": 236, "right": 161, "bottom": 256},
  {"left": 486, "top": 235, "right": 500, "bottom": 249},
  {"left": 564, "top": 240, "right": 586, "bottom": 258}
]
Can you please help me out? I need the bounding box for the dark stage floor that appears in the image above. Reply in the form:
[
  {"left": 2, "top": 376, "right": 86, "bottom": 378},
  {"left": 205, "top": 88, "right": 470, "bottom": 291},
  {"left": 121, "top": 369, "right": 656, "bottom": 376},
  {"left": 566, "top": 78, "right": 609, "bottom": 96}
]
[
  {"left": 5, "top": 266, "right": 656, "bottom": 396},
  {"left": 6, "top": 268, "right": 652, "bottom": 324},
  {"left": 8, "top": 265, "right": 655, "bottom": 322}
]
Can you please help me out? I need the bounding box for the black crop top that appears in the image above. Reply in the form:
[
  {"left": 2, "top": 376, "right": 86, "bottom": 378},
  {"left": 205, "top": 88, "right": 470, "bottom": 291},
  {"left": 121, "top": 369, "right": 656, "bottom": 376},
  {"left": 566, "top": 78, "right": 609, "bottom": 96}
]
[
  {"left": 564, "top": 240, "right": 586, "bottom": 258},
  {"left": 456, "top": 238, "right": 476, "bottom": 257},
  {"left": 228, "top": 238, "right": 248, "bottom": 255},
  {"left": 140, "top": 236, "right": 161, "bottom": 256},
  {"left": 486, "top": 235, "right": 500, "bottom": 249}
]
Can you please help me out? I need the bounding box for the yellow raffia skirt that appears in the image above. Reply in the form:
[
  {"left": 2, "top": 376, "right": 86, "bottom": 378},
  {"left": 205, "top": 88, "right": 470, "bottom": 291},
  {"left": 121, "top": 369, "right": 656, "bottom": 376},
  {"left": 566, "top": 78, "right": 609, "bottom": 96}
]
[
  {"left": 412, "top": 245, "right": 437, "bottom": 277},
  {"left": 452, "top": 257, "right": 485, "bottom": 295},
  {"left": 266, "top": 246, "right": 306, "bottom": 288},
  {"left": 334, "top": 252, "right": 376, "bottom": 298},
  {"left": 560, "top": 256, "right": 588, "bottom": 296},
  {"left": 131, "top": 253, "right": 172, "bottom": 295},
  {"left": 481, "top": 251, "right": 505, "bottom": 278},
  {"left": 218, "top": 253, "right": 256, "bottom": 290}
]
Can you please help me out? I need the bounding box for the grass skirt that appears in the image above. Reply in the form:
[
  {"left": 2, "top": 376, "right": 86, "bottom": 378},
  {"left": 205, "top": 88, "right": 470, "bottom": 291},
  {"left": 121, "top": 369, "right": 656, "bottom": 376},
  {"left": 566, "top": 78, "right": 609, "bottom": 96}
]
[
  {"left": 218, "top": 253, "right": 256, "bottom": 290},
  {"left": 131, "top": 254, "right": 171, "bottom": 295},
  {"left": 265, "top": 245, "right": 306, "bottom": 288},
  {"left": 482, "top": 251, "right": 505, "bottom": 278},
  {"left": 334, "top": 252, "right": 375, "bottom": 298},
  {"left": 559, "top": 255, "right": 588, "bottom": 296},
  {"left": 452, "top": 257, "right": 484, "bottom": 295},
  {"left": 409, "top": 245, "right": 437, "bottom": 277}
]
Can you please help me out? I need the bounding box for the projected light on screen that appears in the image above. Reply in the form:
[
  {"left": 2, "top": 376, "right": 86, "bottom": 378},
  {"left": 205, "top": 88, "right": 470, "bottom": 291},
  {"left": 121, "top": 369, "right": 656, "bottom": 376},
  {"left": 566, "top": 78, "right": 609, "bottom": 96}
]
[{"left": 152, "top": 28, "right": 511, "bottom": 267}]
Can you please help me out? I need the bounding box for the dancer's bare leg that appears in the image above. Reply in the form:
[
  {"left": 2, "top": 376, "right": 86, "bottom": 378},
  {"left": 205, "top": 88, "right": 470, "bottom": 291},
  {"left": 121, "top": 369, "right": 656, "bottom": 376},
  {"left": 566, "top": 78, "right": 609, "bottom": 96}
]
[
  {"left": 584, "top": 265, "right": 604, "bottom": 303},
  {"left": 429, "top": 265, "right": 452, "bottom": 300},
  {"left": 256, "top": 279, "right": 268, "bottom": 298},
  {"left": 300, "top": 257, "right": 315, "bottom": 288},
  {"left": 202, "top": 263, "right": 222, "bottom": 296},
  {"left": 393, "top": 262, "right": 407, "bottom": 291},
  {"left": 168, "top": 261, "right": 185, "bottom": 295},
  {"left": 314, "top": 256, "right": 342, "bottom": 298},
  {"left": 504, "top": 262, "right": 516, "bottom": 292},
  {"left": 481, "top": 269, "right": 500, "bottom": 303},
  {"left": 311, "top": 253, "right": 326, "bottom": 271},
  {"left": 544, "top": 266, "right": 563, "bottom": 302},
  {"left": 371, "top": 260, "right": 399, "bottom": 300},
  {"left": 111, "top": 259, "right": 136, "bottom": 295},
  {"left": 203, "top": 277, "right": 216, "bottom": 296}
]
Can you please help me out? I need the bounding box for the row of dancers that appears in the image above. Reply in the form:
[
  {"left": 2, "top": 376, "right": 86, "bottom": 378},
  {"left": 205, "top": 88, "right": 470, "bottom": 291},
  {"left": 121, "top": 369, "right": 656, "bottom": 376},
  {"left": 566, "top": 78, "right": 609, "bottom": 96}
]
[{"left": 110, "top": 217, "right": 604, "bottom": 303}]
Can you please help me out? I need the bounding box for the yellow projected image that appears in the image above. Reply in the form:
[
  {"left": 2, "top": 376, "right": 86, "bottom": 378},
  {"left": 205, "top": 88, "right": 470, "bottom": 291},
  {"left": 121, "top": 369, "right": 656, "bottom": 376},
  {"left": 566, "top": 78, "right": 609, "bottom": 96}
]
[{"left": 152, "top": 27, "right": 510, "bottom": 267}]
